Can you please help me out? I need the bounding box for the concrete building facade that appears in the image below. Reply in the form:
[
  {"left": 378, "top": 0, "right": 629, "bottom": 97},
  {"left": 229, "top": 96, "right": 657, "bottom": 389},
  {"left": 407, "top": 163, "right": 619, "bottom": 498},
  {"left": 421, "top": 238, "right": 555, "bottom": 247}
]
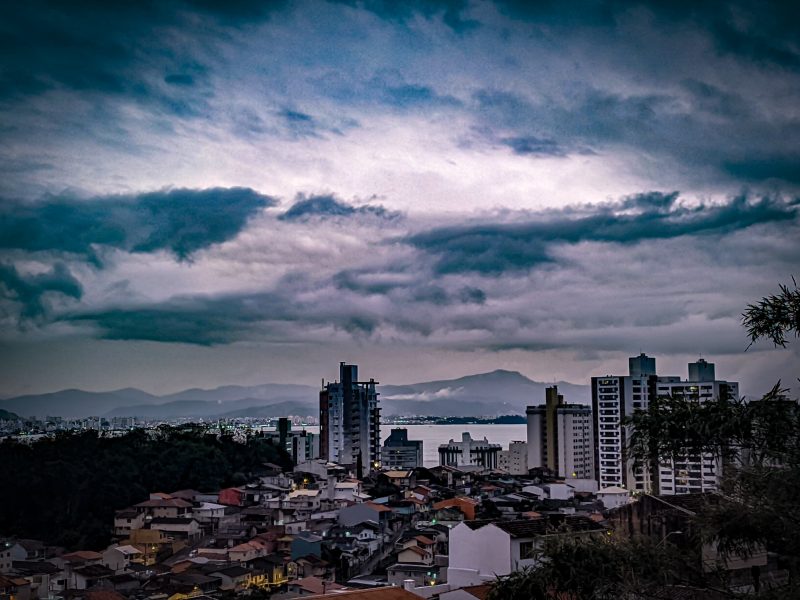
[
  {"left": 381, "top": 428, "right": 423, "bottom": 470},
  {"left": 438, "top": 432, "right": 501, "bottom": 470},
  {"left": 526, "top": 386, "right": 594, "bottom": 479},
  {"left": 497, "top": 441, "right": 528, "bottom": 475},
  {"left": 592, "top": 355, "right": 738, "bottom": 494},
  {"left": 319, "top": 363, "right": 381, "bottom": 477}
]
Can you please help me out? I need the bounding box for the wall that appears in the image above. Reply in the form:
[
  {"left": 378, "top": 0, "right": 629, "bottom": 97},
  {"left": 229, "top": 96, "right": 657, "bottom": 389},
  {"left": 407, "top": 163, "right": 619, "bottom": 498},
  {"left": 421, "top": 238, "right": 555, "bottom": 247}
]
[{"left": 447, "top": 523, "right": 511, "bottom": 588}]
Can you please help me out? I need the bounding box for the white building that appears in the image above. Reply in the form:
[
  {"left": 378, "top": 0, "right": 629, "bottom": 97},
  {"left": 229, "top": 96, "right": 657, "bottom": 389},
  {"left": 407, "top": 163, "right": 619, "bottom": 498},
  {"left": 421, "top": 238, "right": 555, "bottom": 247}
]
[
  {"left": 592, "top": 355, "right": 738, "bottom": 494},
  {"left": 497, "top": 441, "right": 528, "bottom": 475},
  {"left": 438, "top": 432, "right": 502, "bottom": 470},
  {"left": 527, "top": 386, "right": 594, "bottom": 479},
  {"left": 447, "top": 516, "right": 606, "bottom": 588},
  {"left": 597, "top": 486, "right": 631, "bottom": 510}
]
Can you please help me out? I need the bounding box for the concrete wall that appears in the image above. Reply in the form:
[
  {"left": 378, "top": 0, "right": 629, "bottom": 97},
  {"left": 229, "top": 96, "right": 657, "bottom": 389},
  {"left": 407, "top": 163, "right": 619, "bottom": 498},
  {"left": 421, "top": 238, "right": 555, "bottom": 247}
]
[{"left": 447, "top": 522, "right": 511, "bottom": 588}]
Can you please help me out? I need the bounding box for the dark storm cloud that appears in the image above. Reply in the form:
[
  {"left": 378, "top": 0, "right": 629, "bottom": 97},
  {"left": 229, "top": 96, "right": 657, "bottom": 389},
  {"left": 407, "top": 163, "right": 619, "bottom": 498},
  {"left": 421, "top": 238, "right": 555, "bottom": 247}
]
[
  {"left": 279, "top": 194, "right": 399, "bottom": 222},
  {"left": 408, "top": 193, "right": 799, "bottom": 274},
  {"left": 0, "top": 0, "right": 281, "bottom": 102},
  {"left": 333, "top": 268, "right": 486, "bottom": 305},
  {"left": 0, "top": 263, "right": 82, "bottom": 318},
  {"left": 472, "top": 85, "right": 800, "bottom": 185},
  {"left": 494, "top": 1, "right": 800, "bottom": 70},
  {"left": 0, "top": 187, "right": 275, "bottom": 261},
  {"left": 346, "top": 0, "right": 800, "bottom": 72},
  {"left": 64, "top": 287, "right": 394, "bottom": 345}
]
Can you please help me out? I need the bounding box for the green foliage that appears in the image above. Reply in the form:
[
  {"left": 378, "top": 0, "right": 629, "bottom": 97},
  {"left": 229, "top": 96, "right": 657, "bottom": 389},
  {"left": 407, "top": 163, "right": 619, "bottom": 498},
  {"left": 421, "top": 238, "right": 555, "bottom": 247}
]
[
  {"left": 487, "top": 535, "right": 698, "bottom": 600},
  {"left": 627, "top": 381, "right": 800, "bottom": 468},
  {"left": 742, "top": 278, "right": 800, "bottom": 347},
  {"left": 0, "top": 427, "right": 292, "bottom": 549}
]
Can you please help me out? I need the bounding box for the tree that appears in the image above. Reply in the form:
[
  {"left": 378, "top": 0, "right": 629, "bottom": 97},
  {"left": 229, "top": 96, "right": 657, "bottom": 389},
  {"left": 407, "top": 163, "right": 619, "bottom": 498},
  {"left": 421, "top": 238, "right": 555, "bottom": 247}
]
[
  {"left": 742, "top": 277, "right": 800, "bottom": 348},
  {"left": 488, "top": 535, "right": 699, "bottom": 600}
]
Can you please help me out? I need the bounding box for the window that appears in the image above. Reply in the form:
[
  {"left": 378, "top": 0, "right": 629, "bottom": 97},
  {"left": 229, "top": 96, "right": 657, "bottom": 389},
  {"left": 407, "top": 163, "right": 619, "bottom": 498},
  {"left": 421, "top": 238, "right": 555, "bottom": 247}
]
[{"left": 519, "top": 541, "right": 536, "bottom": 559}]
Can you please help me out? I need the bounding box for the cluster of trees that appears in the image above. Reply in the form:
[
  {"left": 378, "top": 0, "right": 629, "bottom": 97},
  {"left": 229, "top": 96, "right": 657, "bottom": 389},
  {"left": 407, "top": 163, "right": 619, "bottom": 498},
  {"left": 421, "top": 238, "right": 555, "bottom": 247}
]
[
  {"left": 0, "top": 426, "right": 292, "bottom": 550},
  {"left": 489, "top": 281, "right": 800, "bottom": 599},
  {"left": 0, "top": 408, "right": 20, "bottom": 420}
]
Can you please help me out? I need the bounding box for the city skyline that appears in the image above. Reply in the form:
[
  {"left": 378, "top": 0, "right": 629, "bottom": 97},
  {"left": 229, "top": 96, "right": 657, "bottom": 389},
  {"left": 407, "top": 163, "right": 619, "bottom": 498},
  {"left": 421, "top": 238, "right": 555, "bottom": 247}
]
[{"left": 2, "top": 1, "right": 799, "bottom": 398}]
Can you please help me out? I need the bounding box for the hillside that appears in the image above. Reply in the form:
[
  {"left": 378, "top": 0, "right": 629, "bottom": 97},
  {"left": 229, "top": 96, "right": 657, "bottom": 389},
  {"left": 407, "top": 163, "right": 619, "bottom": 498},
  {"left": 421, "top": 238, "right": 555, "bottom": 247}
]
[{"left": 1, "top": 370, "right": 588, "bottom": 419}]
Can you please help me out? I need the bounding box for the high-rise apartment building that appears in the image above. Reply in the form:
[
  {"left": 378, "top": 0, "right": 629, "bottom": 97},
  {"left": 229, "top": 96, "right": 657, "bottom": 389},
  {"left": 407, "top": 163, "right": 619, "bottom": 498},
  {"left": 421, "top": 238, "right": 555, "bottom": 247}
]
[
  {"left": 381, "top": 428, "right": 423, "bottom": 470},
  {"left": 497, "top": 441, "right": 529, "bottom": 475},
  {"left": 526, "top": 386, "right": 594, "bottom": 479},
  {"left": 319, "top": 363, "right": 381, "bottom": 477},
  {"left": 592, "top": 355, "right": 738, "bottom": 494}
]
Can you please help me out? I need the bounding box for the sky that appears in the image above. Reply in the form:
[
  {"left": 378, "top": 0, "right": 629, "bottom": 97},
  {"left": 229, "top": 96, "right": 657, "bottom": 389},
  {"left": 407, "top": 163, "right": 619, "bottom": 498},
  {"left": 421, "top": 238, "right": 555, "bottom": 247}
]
[{"left": 1, "top": 0, "right": 799, "bottom": 398}]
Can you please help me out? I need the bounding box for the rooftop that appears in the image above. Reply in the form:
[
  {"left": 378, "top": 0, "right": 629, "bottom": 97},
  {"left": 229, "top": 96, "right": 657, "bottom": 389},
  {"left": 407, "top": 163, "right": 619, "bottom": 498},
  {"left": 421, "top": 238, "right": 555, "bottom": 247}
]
[
  {"left": 464, "top": 515, "right": 606, "bottom": 538},
  {"left": 308, "top": 586, "right": 420, "bottom": 598}
]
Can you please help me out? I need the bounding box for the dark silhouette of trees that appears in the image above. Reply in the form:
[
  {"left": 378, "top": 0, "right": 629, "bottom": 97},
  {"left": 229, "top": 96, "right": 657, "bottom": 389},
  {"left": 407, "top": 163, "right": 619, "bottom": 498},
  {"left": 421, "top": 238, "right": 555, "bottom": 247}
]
[
  {"left": 0, "top": 427, "right": 292, "bottom": 550},
  {"left": 743, "top": 278, "right": 800, "bottom": 348}
]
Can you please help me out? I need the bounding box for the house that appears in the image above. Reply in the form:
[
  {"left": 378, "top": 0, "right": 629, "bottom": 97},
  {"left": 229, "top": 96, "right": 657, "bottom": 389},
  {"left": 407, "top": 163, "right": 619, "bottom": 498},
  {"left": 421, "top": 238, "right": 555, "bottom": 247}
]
[
  {"left": 192, "top": 502, "right": 227, "bottom": 529},
  {"left": 59, "top": 550, "right": 104, "bottom": 584},
  {"left": 396, "top": 545, "right": 432, "bottom": 565},
  {"left": 9, "top": 560, "right": 60, "bottom": 599},
  {"left": 279, "top": 575, "right": 345, "bottom": 597},
  {"left": 114, "top": 509, "right": 146, "bottom": 537},
  {"left": 218, "top": 487, "right": 247, "bottom": 507},
  {"left": 228, "top": 539, "right": 268, "bottom": 563},
  {"left": 290, "top": 532, "right": 323, "bottom": 560},
  {"left": 447, "top": 515, "right": 607, "bottom": 588},
  {"left": 71, "top": 564, "right": 115, "bottom": 589},
  {"left": 387, "top": 563, "right": 442, "bottom": 588},
  {"left": 292, "top": 555, "right": 331, "bottom": 580},
  {"left": 333, "top": 481, "right": 361, "bottom": 502},
  {"left": 209, "top": 565, "right": 252, "bottom": 592},
  {"left": 134, "top": 498, "right": 193, "bottom": 519},
  {"left": 597, "top": 486, "right": 631, "bottom": 510},
  {"left": 284, "top": 489, "right": 322, "bottom": 512},
  {"left": 0, "top": 575, "right": 32, "bottom": 600},
  {"left": 338, "top": 502, "right": 392, "bottom": 529},
  {"left": 431, "top": 497, "right": 478, "bottom": 521},
  {"left": 148, "top": 518, "right": 202, "bottom": 542},
  {"left": 248, "top": 555, "right": 287, "bottom": 589},
  {"left": 125, "top": 528, "right": 173, "bottom": 564},
  {"left": 102, "top": 545, "right": 143, "bottom": 572},
  {"left": 4, "top": 540, "right": 49, "bottom": 563},
  {"left": 383, "top": 471, "right": 416, "bottom": 488}
]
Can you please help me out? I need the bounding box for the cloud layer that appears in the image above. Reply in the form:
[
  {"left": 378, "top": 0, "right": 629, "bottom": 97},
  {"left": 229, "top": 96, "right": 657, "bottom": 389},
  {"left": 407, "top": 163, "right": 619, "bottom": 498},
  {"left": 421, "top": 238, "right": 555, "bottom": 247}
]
[{"left": 1, "top": 0, "right": 799, "bottom": 396}]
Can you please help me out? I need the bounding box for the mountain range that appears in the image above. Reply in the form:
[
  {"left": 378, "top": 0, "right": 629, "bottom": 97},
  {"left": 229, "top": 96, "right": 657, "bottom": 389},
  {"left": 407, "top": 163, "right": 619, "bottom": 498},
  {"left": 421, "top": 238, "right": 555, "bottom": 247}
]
[{"left": 0, "top": 370, "right": 589, "bottom": 419}]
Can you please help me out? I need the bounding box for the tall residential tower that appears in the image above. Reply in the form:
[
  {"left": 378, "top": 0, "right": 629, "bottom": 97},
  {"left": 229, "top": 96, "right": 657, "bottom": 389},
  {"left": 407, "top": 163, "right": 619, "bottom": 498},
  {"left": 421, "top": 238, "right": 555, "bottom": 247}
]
[
  {"left": 319, "top": 363, "right": 381, "bottom": 477},
  {"left": 592, "top": 354, "right": 738, "bottom": 494}
]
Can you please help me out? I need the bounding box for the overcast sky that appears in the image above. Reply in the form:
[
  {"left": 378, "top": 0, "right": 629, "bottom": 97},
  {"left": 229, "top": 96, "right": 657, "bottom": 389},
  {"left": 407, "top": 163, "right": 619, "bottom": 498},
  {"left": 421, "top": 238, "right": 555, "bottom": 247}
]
[{"left": 1, "top": 0, "right": 798, "bottom": 398}]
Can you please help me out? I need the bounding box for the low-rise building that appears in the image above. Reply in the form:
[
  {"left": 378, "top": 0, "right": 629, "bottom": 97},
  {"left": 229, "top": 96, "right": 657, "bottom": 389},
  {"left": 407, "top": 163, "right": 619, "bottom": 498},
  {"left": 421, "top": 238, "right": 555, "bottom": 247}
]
[
  {"left": 447, "top": 515, "right": 607, "bottom": 588},
  {"left": 438, "top": 433, "right": 501, "bottom": 470}
]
